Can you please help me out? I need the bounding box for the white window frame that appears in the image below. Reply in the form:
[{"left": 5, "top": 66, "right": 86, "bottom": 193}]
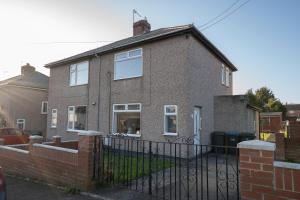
[
  {"left": 67, "top": 105, "right": 87, "bottom": 131},
  {"left": 16, "top": 119, "right": 26, "bottom": 130},
  {"left": 221, "top": 64, "right": 225, "bottom": 85},
  {"left": 41, "top": 101, "right": 48, "bottom": 114},
  {"left": 51, "top": 109, "right": 58, "bottom": 128},
  {"left": 225, "top": 67, "right": 230, "bottom": 87},
  {"left": 69, "top": 61, "right": 89, "bottom": 86},
  {"left": 112, "top": 103, "right": 141, "bottom": 137},
  {"left": 114, "top": 48, "right": 143, "bottom": 80},
  {"left": 163, "top": 105, "right": 178, "bottom": 136}
]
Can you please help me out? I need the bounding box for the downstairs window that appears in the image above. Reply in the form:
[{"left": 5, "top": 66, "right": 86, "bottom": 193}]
[{"left": 113, "top": 103, "right": 141, "bottom": 136}]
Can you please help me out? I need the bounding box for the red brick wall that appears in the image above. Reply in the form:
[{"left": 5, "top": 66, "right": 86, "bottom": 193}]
[
  {"left": 0, "top": 135, "right": 97, "bottom": 190},
  {"left": 239, "top": 147, "right": 300, "bottom": 199}
]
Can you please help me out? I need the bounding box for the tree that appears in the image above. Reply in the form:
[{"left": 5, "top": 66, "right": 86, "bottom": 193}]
[{"left": 246, "top": 87, "right": 286, "bottom": 114}]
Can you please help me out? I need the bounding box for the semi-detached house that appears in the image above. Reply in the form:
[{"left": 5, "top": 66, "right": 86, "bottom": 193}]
[{"left": 45, "top": 20, "right": 256, "bottom": 145}]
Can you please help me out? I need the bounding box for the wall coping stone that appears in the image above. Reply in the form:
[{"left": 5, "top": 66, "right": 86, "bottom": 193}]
[
  {"left": 77, "top": 130, "right": 103, "bottom": 136},
  {"left": 274, "top": 161, "right": 300, "bottom": 170},
  {"left": 0, "top": 145, "right": 29, "bottom": 154},
  {"left": 33, "top": 143, "right": 78, "bottom": 154},
  {"left": 237, "top": 140, "right": 276, "bottom": 151},
  {"left": 29, "top": 135, "right": 43, "bottom": 140}
]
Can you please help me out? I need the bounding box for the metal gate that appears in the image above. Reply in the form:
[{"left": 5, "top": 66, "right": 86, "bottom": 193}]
[{"left": 92, "top": 136, "right": 240, "bottom": 200}]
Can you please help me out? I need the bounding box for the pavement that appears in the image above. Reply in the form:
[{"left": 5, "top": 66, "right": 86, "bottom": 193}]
[
  {"left": 5, "top": 175, "right": 152, "bottom": 200},
  {"left": 6, "top": 175, "right": 98, "bottom": 200}
]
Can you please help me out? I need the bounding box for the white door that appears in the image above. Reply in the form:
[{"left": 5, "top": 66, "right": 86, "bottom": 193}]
[{"left": 193, "top": 107, "right": 201, "bottom": 148}]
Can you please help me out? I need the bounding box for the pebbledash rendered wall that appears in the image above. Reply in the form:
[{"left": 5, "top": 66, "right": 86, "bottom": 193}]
[
  {"left": 0, "top": 131, "right": 101, "bottom": 190},
  {"left": 238, "top": 140, "right": 300, "bottom": 200},
  {"left": 47, "top": 34, "right": 233, "bottom": 145}
]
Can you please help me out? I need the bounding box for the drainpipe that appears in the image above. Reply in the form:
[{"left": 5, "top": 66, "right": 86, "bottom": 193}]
[
  {"left": 107, "top": 71, "right": 112, "bottom": 134},
  {"left": 96, "top": 54, "right": 101, "bottom": 131}
]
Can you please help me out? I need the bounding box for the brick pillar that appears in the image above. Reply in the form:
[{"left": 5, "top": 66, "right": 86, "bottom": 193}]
[
  {"left": 275, "top": 132, "right": 285, "bottom": 161},
  {"left": 29, "top": 135, "right": 43, "bottom": 150},
  {"left": 77, "top": 130, "right": 103, "bottom": 190},
  {"left": 52, "top": 135, "right": 62, "bottom": 146},
  {"left": 238, "top": 140, "right": 275, "bottom": 200},
  {"left": 0, "top": 138, "right": 4, "bottom": 145}
]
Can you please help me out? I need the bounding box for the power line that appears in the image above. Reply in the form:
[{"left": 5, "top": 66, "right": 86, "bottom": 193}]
[
  {"left": 199, "top": 0, "right": 241, "bottom": 29},
  {"left": 31, "top": 40, "right": 114, "bottom": 45},
  {"left": 200, "top": 0, "right": 251, "bottom": 31}
]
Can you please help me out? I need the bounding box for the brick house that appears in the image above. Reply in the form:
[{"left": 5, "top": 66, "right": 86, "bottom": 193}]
[
  {"left": 0, "top": 64, "right": 49, "bottom": 136},
  {"left": 45, "top": 20, "right": 258, "bottom": 144}
]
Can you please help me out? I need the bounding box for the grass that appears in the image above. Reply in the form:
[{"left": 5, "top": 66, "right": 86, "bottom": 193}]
[{"left": 99, "top": 151, "right": 174, "bottom": 185}]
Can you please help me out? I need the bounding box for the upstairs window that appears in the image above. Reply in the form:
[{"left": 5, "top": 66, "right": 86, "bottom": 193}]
[
  {"left": 114, "top": 48, "right": 143, "bottom": 80},
  {"left": 70, "top": 61, "right": 89, "bottom": 86},
  {"left": 225, "top": 67, "right": 230, "bottom": 87},
  {"left": 221, "top": 64, "right": 225, "bottom": 85},
  {"left": 68, "top": 106, "right": 87, "bottom": 131},
  {"left": 41, "top": 101, "right": 48, "bottom": 114}
]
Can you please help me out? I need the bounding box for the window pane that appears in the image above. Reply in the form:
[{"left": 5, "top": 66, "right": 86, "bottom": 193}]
[
  {"left": 51, "top": 110, "right": 57, "bottom": 128},
  {"left": 76, "top": 62, "right": 89, "bottom": 85},
  {"left": 74, "top": 106, "right": 87, "bottom": 130},
  {"left": 68, "top": 107, "right": 74, "bottom": 129},
  {"left": 165, "top": 116, "right": 177, "bottom": 133},
  {"left": 70, "top": 70, "right": 76, "bottom": 86},
  {"left": 115, "top": 112, "right": 140, "bottom": 134},
  {"left": 128, "top": 104, "right": 140, "bottom": 110},
  {"left": 129, "top": 49, "right": 142, "bottom": 57},
  {"left": 42, "top": 102, "right": 48, "bottom": 113},
  {"left": 115, "top": 57, "right": 142, "bottom": 80},
  {"left": 226, "top": 68, "right": 230, "bottom": 86},
  {"left": 115, "top": 52, "right": 127, "bottom": 60},
  {"left": 166, "top": 106, "right": 176, "bottom": 114},
  {"left": 114, "top": 105, "right": 126, "bottom": 110}
]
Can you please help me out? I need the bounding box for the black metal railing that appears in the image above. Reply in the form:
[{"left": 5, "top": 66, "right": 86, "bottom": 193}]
[{"left": 92, "top": 136, "right": 240, "bottom": 200}]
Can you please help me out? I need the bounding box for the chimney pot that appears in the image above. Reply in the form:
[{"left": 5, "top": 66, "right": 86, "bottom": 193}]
[
  {"left": 133, "top": 19, "right": 151, "bottom": 36},
  {"left": 21, "top": 63, "right": 35, "bottom": 76}
]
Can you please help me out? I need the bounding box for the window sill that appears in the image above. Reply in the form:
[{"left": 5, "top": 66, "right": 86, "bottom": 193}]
[
  {"left": 163, "top": 133, "right": 178, "bottom": 136},
  {"left": 66, "top": 129, "right": 84, "bottom": 133},
  {"left": 111, "top": 133, "right": 141, "bottom": 138},
  {"left": 69, "top": 83, "right": 88, "bottom": 87},
  {"left": 114, "top": 75, "right": 143, "bottom": 81}
]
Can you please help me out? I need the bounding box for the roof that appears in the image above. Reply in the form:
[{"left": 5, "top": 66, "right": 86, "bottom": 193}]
[
  {"left": 286, "top": 104, "right": 300, "bottom": 117},
  {"left": 0, "top": 71, "right": 49, "bottom": 90},
  {"left": 260, "top": 112, "right": 282, "bottom": 117},
  {"left": 45, "top": 24, "right": 237, "bottom": 71}
]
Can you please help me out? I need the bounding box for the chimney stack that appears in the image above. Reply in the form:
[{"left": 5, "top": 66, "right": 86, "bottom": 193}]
[
  {"left": 21, "top": 63, "right": 35, "bottom": 76},
  {"left": 133, "top": 19, "right": 151, "bottom": 36}
]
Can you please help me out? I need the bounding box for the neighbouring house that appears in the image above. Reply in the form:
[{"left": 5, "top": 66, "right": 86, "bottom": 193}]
[
  {"left": 45, "top": 19, "right": 252, "bottom": 145},
  {"left": 214, "top": 95, "right": 260, "bottom": 138},
  {"left": 0, "top": 64, "right": 49, "bottom": 136},
  {"left": 260, "top": 112, "right": 283, "bottom": 133},
  {"left": 286, "top": 104, "right": 300, "bottom": 123}
]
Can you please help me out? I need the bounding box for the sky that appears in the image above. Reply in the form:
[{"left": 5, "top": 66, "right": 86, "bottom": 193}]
[{"left": 0, "top": 0, "right": 299, "bottom": 103}]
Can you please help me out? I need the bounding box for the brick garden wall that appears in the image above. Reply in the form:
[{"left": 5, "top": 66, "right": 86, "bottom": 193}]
[
  {"left": 0, "top": 133, "right": 100, "bottom": 190},
  {"left": 239, "top": 140, "right": 300, "bottom": 200},
  {"left": 275, "top": 121, "right": 300, "bottom": 162}
]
